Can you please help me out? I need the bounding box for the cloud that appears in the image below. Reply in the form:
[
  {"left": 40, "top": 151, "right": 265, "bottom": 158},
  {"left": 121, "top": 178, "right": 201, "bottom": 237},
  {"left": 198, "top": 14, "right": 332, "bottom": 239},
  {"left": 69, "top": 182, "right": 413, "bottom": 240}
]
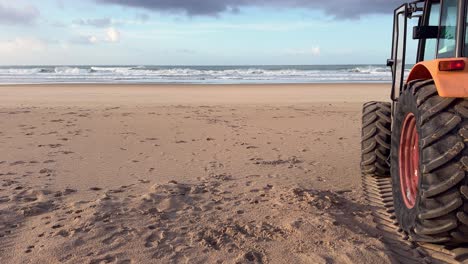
[
  {"left": 71, "top": 35, "right": 99, "bottom": 45},
  {"left": 89, "top": 36, "right": 99, "bottom": 44},
  {"left": 0, "top": 38, "right": 47, "bottom": 53},
  {"left": 73, "top": 18, "right": 113, "bottom": 27},
  {"left": 106, "top": 27, "right": 121, "bottom": 42},
  {"left": 73, "top": 16, "right": 151, "bottom": 28},
  {"left": 311, "top": 47, "right": 320, "bottom": 56},
  {"left": 0, "top": 3, "right": 40, "bottom": 25},
  {"left": 71, "top": 28, "right": 121, "bottom": 45},
  {"left": 135, "top": 13, "right": 150, "bottom": 22},
  {"left": 95, "top": 0, "right": 402, "bottom": 18}
]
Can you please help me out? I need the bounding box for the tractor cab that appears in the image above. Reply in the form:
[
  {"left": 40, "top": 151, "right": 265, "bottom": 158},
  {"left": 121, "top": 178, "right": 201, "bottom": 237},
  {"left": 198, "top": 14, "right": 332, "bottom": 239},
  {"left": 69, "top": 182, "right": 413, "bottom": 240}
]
[{"left": 389, "top": 0, "right": 468, "bottom": 99}]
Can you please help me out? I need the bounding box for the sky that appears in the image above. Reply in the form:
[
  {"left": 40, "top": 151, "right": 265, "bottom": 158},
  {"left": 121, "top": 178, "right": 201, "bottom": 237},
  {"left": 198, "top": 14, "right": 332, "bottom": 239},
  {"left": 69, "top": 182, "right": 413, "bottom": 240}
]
[{"left": 0, "top": 0, "right": 414, "bottom": 65}]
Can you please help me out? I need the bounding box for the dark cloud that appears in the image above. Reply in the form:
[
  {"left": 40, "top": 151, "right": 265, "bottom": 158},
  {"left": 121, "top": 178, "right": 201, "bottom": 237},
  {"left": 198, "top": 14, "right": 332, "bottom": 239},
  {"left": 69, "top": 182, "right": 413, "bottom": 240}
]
[
  {"left": 0, "top": 3, "right": 40, "bottom": 25},
  {"left": 95, "top": 0, "right": 403, "bottom": 18},
  {"left": 73, "top": 18, "right": 113, "bottom": 27},
  {"left": 135, "top": 13, "right": 150, "bottom": 22}
]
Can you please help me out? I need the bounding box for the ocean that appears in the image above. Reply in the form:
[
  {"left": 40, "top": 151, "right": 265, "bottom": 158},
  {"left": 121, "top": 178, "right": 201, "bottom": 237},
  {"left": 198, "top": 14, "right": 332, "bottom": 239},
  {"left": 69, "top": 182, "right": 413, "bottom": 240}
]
[{"left": 0, "top": 65, "right": 410, "bottom": 84}]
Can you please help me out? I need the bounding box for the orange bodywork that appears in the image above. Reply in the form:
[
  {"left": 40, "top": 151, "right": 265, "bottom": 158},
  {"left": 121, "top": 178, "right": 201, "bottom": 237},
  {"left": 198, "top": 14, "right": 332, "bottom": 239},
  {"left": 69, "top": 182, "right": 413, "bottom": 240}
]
[{"left": 406, "top": 58, "right": 468, "bottom": 98}]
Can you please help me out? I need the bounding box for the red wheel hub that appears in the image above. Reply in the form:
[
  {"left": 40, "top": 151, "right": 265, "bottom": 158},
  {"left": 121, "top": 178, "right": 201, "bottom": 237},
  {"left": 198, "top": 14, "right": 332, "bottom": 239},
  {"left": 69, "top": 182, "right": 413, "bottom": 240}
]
[{"left": 399, "top": 113, "right": 420, "bottom": 209}]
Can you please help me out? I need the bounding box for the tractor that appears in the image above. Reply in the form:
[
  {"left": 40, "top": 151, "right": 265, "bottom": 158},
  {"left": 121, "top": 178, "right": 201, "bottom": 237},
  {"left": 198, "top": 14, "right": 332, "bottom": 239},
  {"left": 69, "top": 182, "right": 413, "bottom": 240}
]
[{"left": 361, "top": 0, "right": 468, "bottom": 245}]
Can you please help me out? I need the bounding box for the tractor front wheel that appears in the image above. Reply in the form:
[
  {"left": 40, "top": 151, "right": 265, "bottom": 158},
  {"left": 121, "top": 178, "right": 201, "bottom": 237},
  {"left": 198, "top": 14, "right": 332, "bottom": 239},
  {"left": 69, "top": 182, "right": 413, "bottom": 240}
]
[{"left": 391, "top": 79, "right": 468, "bottom": 244}]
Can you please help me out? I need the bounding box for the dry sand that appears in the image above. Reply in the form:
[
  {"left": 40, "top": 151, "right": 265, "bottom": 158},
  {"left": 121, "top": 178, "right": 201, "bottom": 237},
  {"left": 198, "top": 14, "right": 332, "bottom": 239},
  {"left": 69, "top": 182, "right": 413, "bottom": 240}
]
[{"left": 0, "top": 84, "right": 393, "bottom": 264}]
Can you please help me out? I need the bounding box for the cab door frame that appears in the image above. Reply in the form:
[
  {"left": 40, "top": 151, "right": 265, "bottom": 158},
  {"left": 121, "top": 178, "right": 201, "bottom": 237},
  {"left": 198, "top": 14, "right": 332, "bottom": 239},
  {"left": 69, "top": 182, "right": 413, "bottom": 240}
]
[
  {"left": 454, "top": 0, "right": 466, "bottom": 57},
  {"left": 390, "top": 4, "right": 409, "bottom": 101}
]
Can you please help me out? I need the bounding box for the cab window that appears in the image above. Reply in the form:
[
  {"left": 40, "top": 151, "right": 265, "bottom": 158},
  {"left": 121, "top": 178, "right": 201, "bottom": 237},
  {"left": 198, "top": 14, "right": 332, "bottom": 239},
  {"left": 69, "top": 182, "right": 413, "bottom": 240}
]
[
  {"left": 424, "top": 2, "right": 441, "bottom": 60},
  {"left": 438, "top": 0, "right": 458, "bottom": 58}
]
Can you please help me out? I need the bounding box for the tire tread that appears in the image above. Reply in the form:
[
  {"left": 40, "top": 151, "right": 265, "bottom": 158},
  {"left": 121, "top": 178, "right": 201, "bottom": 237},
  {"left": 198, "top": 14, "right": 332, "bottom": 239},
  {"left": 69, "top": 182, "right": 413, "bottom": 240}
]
[
  {"left": 401, "top": 81, "right": 468, "bottom": 245},
  {"left": 361, "top": 101, "right": 392, "bottom": 177}
]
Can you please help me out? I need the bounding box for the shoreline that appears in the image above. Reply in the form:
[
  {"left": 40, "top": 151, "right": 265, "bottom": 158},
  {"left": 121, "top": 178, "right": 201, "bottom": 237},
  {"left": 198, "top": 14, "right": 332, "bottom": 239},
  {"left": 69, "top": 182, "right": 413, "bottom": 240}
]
[
  {"left": 0, "top": 82, "right": 391, "bottom": 86},
  {"left": 0, "top": 81, "right": 392, "bottom": 85},
  {"left": 0, "top": 83, "right": 391, "bottom": 107}
]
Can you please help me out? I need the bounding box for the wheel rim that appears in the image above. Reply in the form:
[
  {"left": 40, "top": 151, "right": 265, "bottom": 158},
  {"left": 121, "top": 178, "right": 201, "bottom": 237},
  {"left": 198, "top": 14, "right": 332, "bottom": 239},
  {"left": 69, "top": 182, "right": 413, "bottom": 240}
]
[{"left": 399, "top": 113, "right": 420, "bottom": 209}]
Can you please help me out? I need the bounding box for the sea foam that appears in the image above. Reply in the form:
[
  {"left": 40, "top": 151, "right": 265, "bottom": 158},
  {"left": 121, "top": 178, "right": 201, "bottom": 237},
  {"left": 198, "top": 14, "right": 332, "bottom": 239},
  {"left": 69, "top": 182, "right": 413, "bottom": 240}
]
[{"left": 0, "top": 65, "right": 405, "bottom": 84}]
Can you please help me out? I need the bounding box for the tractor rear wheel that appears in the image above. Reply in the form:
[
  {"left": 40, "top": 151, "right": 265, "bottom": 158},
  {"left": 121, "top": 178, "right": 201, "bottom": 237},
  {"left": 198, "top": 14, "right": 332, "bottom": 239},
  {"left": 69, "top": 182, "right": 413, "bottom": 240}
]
[
  {"left": 391, "top": 79, "right": 468, "bottom": 244},
  {"left": 361, "top": 101, "right": 392, "bottom": 177}
]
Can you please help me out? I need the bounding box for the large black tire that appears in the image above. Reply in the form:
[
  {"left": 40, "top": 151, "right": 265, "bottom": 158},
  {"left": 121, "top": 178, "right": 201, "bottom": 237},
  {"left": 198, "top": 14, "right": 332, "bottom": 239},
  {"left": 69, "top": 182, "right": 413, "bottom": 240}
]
[
  {"left": 392, "top": 79, "right": 468, "bottom": 244},
  {"left": 361, "top": 101, "right": 392, "bottom": 177}
]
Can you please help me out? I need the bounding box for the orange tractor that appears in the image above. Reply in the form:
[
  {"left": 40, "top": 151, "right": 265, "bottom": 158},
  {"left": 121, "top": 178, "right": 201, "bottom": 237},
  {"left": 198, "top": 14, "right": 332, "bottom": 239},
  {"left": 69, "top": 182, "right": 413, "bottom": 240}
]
[{"left": 362, "top": 0, "right": 468, "bottom": 244}]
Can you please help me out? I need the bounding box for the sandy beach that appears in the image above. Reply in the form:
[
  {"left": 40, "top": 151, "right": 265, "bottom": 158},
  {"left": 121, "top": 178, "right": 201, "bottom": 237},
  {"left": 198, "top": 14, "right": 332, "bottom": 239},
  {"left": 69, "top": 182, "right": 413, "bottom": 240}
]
[{"left": 0, "top": 83, "right": 393, "bottom": 264}]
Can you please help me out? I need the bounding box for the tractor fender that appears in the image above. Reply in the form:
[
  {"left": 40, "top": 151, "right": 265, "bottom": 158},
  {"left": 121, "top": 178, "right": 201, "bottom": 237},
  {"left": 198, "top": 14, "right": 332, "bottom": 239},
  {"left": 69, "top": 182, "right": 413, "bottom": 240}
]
[{"left": 406, "top": 58, "right": 468, "bottom": 98}]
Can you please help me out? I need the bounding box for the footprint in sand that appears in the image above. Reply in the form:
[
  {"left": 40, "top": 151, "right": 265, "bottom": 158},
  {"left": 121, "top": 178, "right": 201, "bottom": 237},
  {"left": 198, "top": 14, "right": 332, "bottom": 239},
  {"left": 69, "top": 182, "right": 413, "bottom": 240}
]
[
  {"left": 102, "top": 228, "right": 132, "bottom": 245},
  {"left": 243, "top": 251, "right": 264, "bottom": 263},
  {"left": 39, "top": 168, "right": 53, "bottom": 174},
  {"left": 145, "top": 232, "right": 160, "bottom": 248},
  {"left": 10, "top": 161, "right": 26, "bottom": 166},
  {"left": 25, "top": 245, "right": 35, "bottom": 253},
  {"left": 89, "top": 255, "right": 116, "bottom": 264},
  {"left": 38, "top": 144, "right": 63, "bottom": 148}
]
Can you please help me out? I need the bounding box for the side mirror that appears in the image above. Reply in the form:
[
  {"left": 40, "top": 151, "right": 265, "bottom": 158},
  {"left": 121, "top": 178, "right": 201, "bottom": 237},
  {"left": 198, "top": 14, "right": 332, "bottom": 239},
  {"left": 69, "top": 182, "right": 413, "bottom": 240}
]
[
  {"left": 387, "top": 59, "right": 394, "bottom": 67},
  {"left": 413, "top": 26, "right": 438, "bottom": 39}
]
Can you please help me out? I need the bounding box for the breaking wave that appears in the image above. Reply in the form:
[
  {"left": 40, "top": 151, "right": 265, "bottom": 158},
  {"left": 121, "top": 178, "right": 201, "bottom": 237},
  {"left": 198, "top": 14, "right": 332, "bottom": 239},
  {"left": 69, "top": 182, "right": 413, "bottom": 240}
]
[{"left": 0, "top": 65, "right": 404, "bottom": 84}]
